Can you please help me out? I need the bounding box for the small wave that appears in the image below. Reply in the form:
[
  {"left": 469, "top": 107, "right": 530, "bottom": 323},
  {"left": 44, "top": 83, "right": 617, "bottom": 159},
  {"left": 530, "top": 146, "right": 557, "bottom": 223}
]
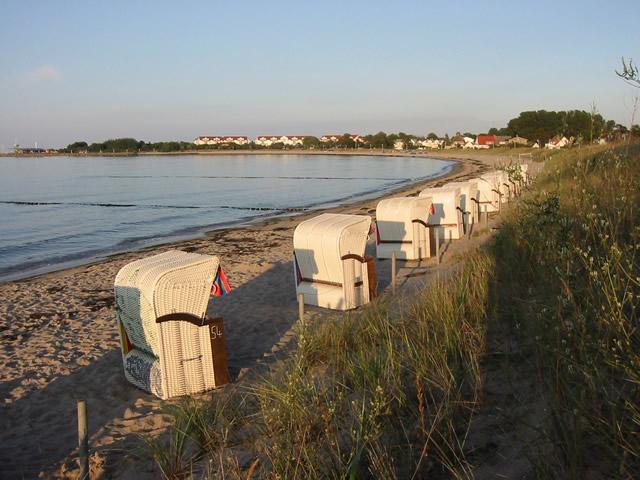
[
  {"left": 108, "top": 174, "right": 404, "bottom": 181},
  {"left": 0, "top": 200, "right": 309, "bottom": 212}
]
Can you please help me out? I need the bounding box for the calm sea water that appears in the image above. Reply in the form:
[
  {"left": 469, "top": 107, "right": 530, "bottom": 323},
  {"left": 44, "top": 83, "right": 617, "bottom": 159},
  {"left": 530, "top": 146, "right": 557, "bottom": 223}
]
[{"left": 0, "top": 154, "right": 454, "bottom": 282}]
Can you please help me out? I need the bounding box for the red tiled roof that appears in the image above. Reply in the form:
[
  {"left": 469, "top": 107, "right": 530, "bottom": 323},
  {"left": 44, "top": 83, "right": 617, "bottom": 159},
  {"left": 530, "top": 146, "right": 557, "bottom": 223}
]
[{"left": 476, "top": 135, "right": 496, "bottom": 146}]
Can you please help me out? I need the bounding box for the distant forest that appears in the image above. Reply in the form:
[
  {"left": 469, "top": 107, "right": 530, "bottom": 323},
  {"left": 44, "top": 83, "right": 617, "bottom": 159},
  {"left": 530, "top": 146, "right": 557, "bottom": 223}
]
[{"left": 59, "top": 109, "right": 638, "bottom": 153}]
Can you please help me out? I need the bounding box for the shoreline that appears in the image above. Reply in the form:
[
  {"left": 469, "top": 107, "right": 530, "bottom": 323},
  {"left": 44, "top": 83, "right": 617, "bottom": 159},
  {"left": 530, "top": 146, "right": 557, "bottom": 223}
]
[
  {"left": 0, "top": 151, "right": 464, "bottom": 285},
  {"left": 0, "top": 152, "right": 503, "bottom": 478}
]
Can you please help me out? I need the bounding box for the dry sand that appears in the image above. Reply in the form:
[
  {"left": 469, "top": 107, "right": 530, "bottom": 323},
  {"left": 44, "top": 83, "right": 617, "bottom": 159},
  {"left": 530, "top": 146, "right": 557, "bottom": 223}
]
[{"left": 0, "top": 151, "right": 529, "bottom": 478}]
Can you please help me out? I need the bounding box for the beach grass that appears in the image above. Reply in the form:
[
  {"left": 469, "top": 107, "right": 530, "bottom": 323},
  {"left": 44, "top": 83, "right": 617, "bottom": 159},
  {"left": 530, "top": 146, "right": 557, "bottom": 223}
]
[
  {"left": 141, "top": 141, "right": 640, "bottom": 478},
  {"left": 493, "top": 142, "right": 640, "bottom": 476},
  {"left": 140, "top": 259, "right": 491, "bottom": 479}
]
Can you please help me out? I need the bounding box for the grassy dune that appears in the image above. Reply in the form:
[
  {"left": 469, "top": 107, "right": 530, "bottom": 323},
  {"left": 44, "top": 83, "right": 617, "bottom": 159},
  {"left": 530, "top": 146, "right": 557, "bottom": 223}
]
[{"left": 143, "top": 142, "right": 640, "bottom": 479}]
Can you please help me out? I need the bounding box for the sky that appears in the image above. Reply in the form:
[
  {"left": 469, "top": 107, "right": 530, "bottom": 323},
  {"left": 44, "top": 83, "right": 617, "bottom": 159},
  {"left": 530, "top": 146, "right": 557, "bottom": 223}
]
[{"left": 1, "top": 0, "right": 639, "bottom": 150}]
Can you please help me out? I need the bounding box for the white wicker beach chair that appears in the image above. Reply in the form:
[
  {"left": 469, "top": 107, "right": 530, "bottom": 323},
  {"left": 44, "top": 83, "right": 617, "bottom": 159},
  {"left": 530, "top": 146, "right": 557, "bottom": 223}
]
[
  {"left": 418, "top": 186, "right": 464, "bottom": 242},
  {"left": 485, "top": 171, "right": 512, "bottom": 203},
  {"left": 473, "top": 172, "right": 505, "bottom": 213},
  {"left": 293, "top": 213, "right": 373, "bottom": 310},
  {"left": 444, "top": 180, "right": 480, "bottom": 234},
  {"left": 375, "top": 196, "right": 432, "bottom": 260},
  {"left": 114, "top": 250, "right": 230, "bottom": 399}
]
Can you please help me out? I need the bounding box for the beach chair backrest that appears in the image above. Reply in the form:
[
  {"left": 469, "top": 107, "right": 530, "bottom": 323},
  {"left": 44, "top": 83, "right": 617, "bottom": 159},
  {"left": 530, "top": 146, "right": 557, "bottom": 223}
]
[
  {"left": 293, "top": 213, "right": 370, "bottom": 285},
  {"left": 376, "top": 197, "right": 431, "bottom": 242},
  {"left": 445, "top": 181, "right": 479, "bottom": 213},
  {"left": 419, "top": 186, "right": 461, "bottom": 224},
  {"left": 481, "top": 171, "right": 509, "bottom": 197}
]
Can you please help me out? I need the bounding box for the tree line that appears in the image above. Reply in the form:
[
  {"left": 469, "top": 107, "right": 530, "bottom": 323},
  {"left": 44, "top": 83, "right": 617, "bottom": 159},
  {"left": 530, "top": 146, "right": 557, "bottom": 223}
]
[
  {"left": 487, "top": 109, "right": 634, "bottom": 145},
  {"left": 59, "top": 108, "right": 637, "bottom": 153}
]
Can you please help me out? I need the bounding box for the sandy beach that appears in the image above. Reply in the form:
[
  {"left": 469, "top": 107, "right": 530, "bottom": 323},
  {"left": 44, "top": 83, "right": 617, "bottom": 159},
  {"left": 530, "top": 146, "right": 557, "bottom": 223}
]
[{"left": 0, "top": 151, "right": 517, "bottom": 478}]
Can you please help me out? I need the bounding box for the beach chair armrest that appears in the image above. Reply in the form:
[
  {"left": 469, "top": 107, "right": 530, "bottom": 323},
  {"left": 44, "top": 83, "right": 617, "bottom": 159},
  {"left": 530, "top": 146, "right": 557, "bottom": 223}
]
[
  {"left": 156, "top": 313, "right": 222, "bottom": 327},
  {"left": 341, "top": 253, "right": 366, "bottom": 263},
  {"left": 411, "top": 219, "right": 429, "bottom": 228}
]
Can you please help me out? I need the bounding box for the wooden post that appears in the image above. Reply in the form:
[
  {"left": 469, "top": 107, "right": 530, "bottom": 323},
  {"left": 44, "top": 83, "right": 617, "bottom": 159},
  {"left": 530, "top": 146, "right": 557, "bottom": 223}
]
[
  {"left": 391, "top": 251, "right": 396, "bottom": 295},
  {"left": 78, "top": 400, "right": 89, "bottom": 480},
  {"left": 468, "top": 216, "right": 473, "bottom": 240},
  {"left": 298, "top": 293, "right": 305, "bottom": 326},
  {"left": 484, "top": 209, "right": 488, "bottom": 229},
  {"left": 435, "top": 229, "right": 440, "bottom": 265}
]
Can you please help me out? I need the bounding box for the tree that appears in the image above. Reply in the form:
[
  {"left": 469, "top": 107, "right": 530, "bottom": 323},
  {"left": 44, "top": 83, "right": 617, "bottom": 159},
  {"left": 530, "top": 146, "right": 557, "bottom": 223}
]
[
  {"left": 616, "top": 57, "right": 640, "bottom": 88},
  {"left": 367, "top": 131, "right": 391, "bottom": 149},
  {"left": 337, "top": 134, "right": 356, "bottom": 149},
  {"left": 507, "top": 110, "right": 565, "bottom": 145},
  {"left": 66, "top": 141, "right": 88, "bottom": 150},
  {"left": 102, "top": 138, "right": 139, "bottom": 152},
  {"left": 565, "top": 110, "right": 591, "bottom": 141},
  {"left": 426, "top": 132, "right": 439, "bottom": 140},
  {"left": 88, "top": 142, "right": 106, "bottom": 152},
  {"left": 302, "top": 136, "right": 320, "bottom": 149}
]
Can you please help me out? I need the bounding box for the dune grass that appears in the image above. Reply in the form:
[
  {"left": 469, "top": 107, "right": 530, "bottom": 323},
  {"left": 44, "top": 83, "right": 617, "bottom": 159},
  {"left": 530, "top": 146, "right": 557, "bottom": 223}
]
[
  {"left": 142, "top": 142, "right": 640, "bottom": 478},
  {"left": 491, "top": 142, "right": 640, "bottom": 477}
]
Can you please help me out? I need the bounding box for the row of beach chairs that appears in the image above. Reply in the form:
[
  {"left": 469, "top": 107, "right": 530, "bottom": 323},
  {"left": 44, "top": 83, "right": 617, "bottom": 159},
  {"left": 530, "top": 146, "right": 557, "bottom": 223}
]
[{"left": 113, "top": 164, "right": 529, "bottom": 399}]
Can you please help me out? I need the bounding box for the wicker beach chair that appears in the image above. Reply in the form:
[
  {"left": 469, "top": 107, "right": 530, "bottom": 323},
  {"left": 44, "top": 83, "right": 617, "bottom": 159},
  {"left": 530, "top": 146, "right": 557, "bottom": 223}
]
[
  {"left": 114, "top": 250, "right": 230, "bottom": 399},
  {"left": 293, "top": 213, "right": 374, "bottom": 310},
  {"left": 418, "top": 186, "right": 464, "bottom": 243},
  {"left": 485, "top": 171, "right": 512, "bottom": 203},
  {"left": 444, "top": 180, "right": 480, "bottom": 234},
  {"left": 473, "top": 172, "right": 504, "bottom": 213},
  {"left": 375, "top": 196, "right": 433, "bottom": 260}
]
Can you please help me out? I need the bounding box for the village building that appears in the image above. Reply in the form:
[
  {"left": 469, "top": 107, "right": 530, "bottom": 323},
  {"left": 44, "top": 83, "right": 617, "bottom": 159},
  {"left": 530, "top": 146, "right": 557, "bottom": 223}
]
[
  {"left": 508, "top": 135, "right": 529, "bottom": 147},
  {"left": 412, "top": 138, "right": 444, "bottom": 149},
  {"left": 254, "top": 135, "right": 308, "bottom": 147},
  {"left": 476, "top": 135, "right": 497, "bottom": 147},
  {"left": 545, "top": 136, "right": 571, "bottom": 149},
  {"left": 320, "top": 134, "right": 365, "bottom": 146},
  {"left": 496, "top": 135, "right": 511, "bottom": 146},
  {"left": 193, "top": 136, "right": 250, "bottom": 146},
  {"left": 320, "top": 135, "right": 342, "bottom": 143}
]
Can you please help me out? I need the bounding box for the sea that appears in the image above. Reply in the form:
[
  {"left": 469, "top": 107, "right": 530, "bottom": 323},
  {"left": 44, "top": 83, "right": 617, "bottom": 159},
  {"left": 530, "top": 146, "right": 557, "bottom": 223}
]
[{"left": 0, "top": 153, "right": 454, "bottom": 282}]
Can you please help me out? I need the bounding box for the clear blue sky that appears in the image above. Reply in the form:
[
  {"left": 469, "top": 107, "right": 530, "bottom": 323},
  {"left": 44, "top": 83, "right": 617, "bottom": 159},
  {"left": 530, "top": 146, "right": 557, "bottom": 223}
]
[{"left": 1, "top": 0, "right": 639, "bottom": 150}]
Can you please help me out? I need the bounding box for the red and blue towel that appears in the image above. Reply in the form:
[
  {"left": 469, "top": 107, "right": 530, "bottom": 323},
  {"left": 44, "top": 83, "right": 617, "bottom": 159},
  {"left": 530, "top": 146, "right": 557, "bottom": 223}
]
[{"left": 212, "top": 266, "right": 231, "bottom": 296}]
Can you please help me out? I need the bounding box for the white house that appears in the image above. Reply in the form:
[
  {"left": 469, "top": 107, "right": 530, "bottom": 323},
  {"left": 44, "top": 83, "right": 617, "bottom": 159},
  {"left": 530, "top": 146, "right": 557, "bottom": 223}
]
[
  {"left": 194, "top": 136, "right": 250, "bottom": 146},
  {"left": 319, "top": 134, "right": 365, "bottom": 146},
  {"left": 320, "top": 135, "right": 342, "bottom": 143},
  {"left": 194, "top": 136, "right": 224, "bottom": 145},
  {"left": 413, "top": 138, "right": 444, "bottom": 149},
  {"left": 545, "top": 136, "right": 571, "bottom": 149},
  {"left": 223, "top": 136, "right": 250, "bottom": 146},
  {"left": 255, "top": 135, "right": 307, "bottom": 147}
]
